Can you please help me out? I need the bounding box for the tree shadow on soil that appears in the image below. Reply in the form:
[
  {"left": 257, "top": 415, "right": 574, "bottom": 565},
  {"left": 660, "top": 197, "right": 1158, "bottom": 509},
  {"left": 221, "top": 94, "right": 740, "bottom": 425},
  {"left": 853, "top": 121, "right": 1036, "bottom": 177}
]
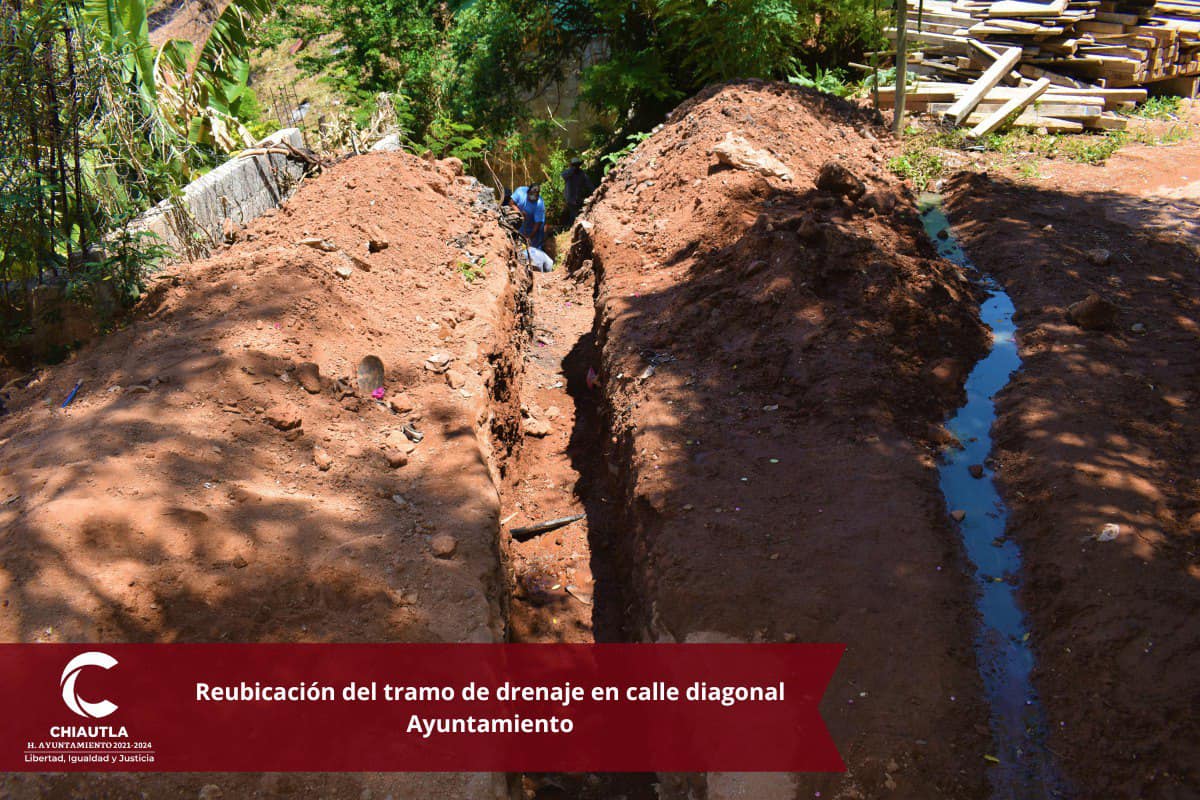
[{"left": 0, "top": 261, "right": 503, "bottom": 798}]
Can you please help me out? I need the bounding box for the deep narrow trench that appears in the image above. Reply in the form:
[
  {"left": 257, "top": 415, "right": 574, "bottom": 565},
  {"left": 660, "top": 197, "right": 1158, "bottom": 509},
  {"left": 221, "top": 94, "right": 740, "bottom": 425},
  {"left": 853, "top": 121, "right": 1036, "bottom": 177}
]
[
  {"left": 500, "top": 260, "right": 657, "bottom": 800},
  {"left": 920, "top": 195, "right": 1066, "bottom": 799}
]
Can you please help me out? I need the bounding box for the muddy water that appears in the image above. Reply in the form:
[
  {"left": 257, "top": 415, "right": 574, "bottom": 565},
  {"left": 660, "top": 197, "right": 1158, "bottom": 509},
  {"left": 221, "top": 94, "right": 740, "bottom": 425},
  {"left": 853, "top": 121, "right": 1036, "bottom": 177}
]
[{"left": 920, "top": 195, "right": 1065, "bottom": 798}]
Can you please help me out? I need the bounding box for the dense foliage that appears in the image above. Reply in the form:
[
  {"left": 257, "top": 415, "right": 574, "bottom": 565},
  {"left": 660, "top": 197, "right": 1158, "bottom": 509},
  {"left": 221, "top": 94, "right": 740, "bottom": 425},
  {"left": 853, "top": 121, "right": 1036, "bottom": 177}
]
[
  {"left": 1, "top": 0, "right": 271, "bottom": 351},
  {"left": 275, "top": 0, "right": 886, "bottom": 149}
]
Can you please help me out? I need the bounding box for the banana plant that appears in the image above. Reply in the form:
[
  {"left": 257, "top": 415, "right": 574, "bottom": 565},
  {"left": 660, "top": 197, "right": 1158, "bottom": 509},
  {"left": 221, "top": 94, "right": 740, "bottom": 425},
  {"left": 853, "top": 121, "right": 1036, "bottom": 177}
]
[{"left": 80, "top": 0, "right": 272, "bottom": 152}]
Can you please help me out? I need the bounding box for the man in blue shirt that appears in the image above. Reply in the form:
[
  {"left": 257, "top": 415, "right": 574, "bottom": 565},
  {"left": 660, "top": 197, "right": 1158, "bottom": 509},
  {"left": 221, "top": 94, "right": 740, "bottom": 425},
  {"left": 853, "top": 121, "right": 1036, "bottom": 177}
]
[{"left": 508, "top": 183, "right": 546, "bottom": 249}]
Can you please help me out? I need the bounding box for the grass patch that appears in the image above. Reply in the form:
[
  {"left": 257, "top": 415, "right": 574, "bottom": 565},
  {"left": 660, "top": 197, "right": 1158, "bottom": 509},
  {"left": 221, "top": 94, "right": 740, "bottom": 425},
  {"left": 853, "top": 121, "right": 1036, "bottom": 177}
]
[
  {"left": 1124, "top": 95, "right": 1182, "bottom": 119},
  {"left": 1056, "top": 132, "right": 1126, "bottom": 164},
  {"left": 457, "top": 258, "right": 487, "bottom": 284},
  {"left": 888, "top": 147, "right": 946, "bottom": 189},
  {"left": 1130, "top": 124, "right": 1192, "bottom": 146}
]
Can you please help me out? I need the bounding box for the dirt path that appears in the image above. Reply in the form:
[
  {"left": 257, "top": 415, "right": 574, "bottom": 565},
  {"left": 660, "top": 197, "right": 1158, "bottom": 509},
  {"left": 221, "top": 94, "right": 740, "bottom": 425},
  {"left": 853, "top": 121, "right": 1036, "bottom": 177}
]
[{"left": 943, "top": 134, "right": 1200, "bottom": 796}]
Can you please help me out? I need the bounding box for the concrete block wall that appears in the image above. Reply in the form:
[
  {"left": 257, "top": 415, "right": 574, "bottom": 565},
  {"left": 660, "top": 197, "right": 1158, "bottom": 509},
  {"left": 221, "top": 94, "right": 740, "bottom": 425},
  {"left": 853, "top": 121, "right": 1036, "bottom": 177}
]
[{"left": 133, "top": 128, "right": 307, "bottom": 260}]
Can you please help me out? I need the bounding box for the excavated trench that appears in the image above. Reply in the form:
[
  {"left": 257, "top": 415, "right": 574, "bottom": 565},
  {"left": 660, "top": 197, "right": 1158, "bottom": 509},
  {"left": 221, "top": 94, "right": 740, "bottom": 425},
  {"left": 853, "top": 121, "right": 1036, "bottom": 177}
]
[{"left": 492, "top": 243, "right": 656, "bottom": 799}]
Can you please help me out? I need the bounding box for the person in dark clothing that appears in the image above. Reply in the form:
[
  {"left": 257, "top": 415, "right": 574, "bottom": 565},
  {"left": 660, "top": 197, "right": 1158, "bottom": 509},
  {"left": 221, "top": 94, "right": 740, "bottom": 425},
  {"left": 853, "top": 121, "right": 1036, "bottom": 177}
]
[{"left": 560, "top": 157, "right": 594, "bottom": 227}]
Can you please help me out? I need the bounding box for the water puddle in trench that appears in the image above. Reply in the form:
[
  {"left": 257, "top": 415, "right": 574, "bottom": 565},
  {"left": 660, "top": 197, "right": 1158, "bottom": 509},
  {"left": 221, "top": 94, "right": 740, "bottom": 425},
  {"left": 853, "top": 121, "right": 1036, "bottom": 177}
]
[{"left": 920, "top": 194, "right": 1065, "bottom": 799}]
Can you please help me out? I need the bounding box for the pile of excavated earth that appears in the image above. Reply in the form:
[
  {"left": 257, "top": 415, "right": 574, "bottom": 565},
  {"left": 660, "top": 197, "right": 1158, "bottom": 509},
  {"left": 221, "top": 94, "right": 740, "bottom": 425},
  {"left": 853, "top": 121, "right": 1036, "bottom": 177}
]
[
  {"left": 0, "top": 151, "right": 520, "bottom": 799},
  {"left": 567, "top": 80, "right": 993, "bottom": 798},
  {"left": 4, "top": 78, "right": 1197, "bottom": 800}
]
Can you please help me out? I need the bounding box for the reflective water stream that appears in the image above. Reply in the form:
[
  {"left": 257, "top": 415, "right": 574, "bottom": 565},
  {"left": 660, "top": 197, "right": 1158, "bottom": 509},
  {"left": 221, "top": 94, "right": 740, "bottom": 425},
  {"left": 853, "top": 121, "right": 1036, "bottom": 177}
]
[{"left": 920, "top": 194, "right": 1065, "bottom": 799}]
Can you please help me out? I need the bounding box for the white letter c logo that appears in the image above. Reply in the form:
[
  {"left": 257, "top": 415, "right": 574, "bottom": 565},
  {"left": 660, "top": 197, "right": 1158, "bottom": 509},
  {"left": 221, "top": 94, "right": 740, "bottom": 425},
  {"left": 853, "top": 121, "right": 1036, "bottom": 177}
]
[{"left": 60, "top": 651, "right": 119, "bottom": 719}]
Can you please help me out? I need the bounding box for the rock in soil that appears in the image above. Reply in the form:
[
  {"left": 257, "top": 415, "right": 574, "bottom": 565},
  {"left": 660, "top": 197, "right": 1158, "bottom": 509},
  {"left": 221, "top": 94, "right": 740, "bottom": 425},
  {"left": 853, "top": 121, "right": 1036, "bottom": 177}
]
[
  {"left": 430, "top": 534, "right": 458, "bottom": 559},
  {"left": 524, "top": 417, "right": 552, "bottom": 437},
  {"left": 295, "top": 362, "right": 322, "bottom": 394},
  {"left": 264, "top": 403, "right": 302, "bottom": 430},
  {"left": 1067, "top": 292, "right": 1119, "bottom": 330},
  {"left": 709, "top": 131, "right": 794, "bottom": 181},
  {"left": 313, "top": 446, "right": 333, "bottom": 471},
  {"left": 816, "top": 160, "right": 866, "bottom": 200}
]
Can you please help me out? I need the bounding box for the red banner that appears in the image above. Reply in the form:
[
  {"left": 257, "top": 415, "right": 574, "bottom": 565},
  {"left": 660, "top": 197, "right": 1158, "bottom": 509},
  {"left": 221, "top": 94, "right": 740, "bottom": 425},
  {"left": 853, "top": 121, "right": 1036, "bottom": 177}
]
[{"left": 0, "top": 643, "right": 843, "bottom": 772}]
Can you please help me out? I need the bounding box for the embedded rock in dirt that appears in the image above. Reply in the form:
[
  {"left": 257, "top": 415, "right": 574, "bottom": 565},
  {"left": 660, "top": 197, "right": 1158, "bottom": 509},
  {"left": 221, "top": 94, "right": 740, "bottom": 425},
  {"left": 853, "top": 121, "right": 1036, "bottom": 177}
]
[
  {"left": 264, "top": 403, "right": 302, "bottom": 431},
  {"left": 1067, "top": 292, "right": 1119, "bottom": 330},
  {"left": 524, "top": 417, "right": 552, "bottom": 438},
  {"left": 296, "top": 362, "right": 322, "bottom": 394},
  {"left": 0, "top": 148, "right": 518, "bottom": 800},
  {"left": 816, "top": 160, "right": 866, "bottom": 200},
  {"left": 568, "top": 79, "right": 990, "bottom": 798},
  {"left": 313, "top": 446, "right": 334, "bottom": 471},
  {"left": 709, "top": 131, "right": 793, "bottom": 181},
  {"left": 430, "top": 534, "right": 458, "bottom": 559}
]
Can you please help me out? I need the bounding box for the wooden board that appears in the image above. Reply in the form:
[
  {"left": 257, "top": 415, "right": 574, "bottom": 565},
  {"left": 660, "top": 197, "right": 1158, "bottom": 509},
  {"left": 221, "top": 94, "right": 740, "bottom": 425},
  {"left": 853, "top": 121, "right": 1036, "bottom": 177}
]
[
  {"left": 969, "top": 77, "right": 1054, "bottom": 134},
  {"left": 943, "top": 45, "right": 1025, "bottom": 122}
]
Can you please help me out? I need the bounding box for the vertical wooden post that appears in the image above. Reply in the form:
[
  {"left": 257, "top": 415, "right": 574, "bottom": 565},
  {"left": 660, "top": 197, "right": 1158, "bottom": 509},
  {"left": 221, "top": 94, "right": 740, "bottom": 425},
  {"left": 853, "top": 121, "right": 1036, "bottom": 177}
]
[
  {"left": 893, "top": 0, "right": 908, "bottom": 135},
  {"left": 871, "top": 0, "right": 880, "bottom": 111}
]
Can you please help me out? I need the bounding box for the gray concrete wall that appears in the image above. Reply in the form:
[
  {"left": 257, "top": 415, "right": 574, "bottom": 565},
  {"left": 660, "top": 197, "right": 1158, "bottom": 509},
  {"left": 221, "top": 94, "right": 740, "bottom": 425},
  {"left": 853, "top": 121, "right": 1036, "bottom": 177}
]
[{"left": 133, "top": 128, "right": 307, "bottom": 260}]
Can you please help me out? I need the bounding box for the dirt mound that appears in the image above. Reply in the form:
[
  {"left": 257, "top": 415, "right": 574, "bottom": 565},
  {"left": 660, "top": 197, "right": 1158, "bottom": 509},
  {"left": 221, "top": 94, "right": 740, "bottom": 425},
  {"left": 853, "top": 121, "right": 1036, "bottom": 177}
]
[
  {"left": 0, "top": 150, "right": 518, "bottom": 798},
  {"left": 569, "top": 80, "right": 991, "bottom": 797}
]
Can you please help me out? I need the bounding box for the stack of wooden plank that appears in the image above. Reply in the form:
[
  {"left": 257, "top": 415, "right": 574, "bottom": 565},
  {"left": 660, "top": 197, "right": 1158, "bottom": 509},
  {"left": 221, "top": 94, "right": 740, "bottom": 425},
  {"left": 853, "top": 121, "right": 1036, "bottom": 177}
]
[{"left": 882, "top": 0, "right": 1199, "bottom": 134}]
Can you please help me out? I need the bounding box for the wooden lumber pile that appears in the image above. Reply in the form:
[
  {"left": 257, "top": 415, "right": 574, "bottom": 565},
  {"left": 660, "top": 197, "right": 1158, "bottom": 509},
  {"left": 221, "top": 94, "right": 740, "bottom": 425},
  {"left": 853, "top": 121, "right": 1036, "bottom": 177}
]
[{"left": 882, "top": 0, "right": 1199, "bottom": 134}]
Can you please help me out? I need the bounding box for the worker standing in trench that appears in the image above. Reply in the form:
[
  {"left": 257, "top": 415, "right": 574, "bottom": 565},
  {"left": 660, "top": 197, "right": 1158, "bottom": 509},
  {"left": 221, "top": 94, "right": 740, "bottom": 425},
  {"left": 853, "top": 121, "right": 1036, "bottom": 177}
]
[
  {"left": 560, "top": 156, "right": 594, "bottom": 227},
  {"left": 507, "top": 182, "right": 547, "bottom": 249}
]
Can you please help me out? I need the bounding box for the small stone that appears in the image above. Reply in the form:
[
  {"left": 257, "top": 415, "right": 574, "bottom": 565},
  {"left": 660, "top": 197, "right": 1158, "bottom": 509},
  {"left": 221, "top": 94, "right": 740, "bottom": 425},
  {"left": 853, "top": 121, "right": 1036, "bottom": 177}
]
[
  {"left": 340, "top": 395, "right": 361, "bottom": 412},
  {"left": 1066, "top": 293, "right": 1119, "bottom": 331},
  {"left": 525, "top": 417, "right": 552, "bottom": 437},
  {"left": 1097, "top": 523, "right": 1120, "bottom": 542},
  {"left": 231, "top": 555, "right": 248, "bottom": 569},
  {"left": 264, "top": 403, "right": 302, "bottom": 431},
  {"left": 334, "top": 264, "right": 353, "bottom": 279},
  {"left": 1085, "top": 248, "right": 1111, "bottom": 266},
  {"left": 950, "top": 510, "right": 967, "bottom": 522},
  {"left": 816, "top": 161, "right": 866, "bottom": 200},
  {"left": 199, "top": 785, "right": 223, "bottom": 800},
  {"left": 387, "top": 393, "right": 416, "bottom": 414},
  {"left": 126, "top": 384, "right": 151, "bottom": 394},
  {"left": 425, "top": 353, "right": 453, "bottom": 373},
  {"left": 295, "top": 362, "right": 322, "bottom": 394},
  {"left": 968, "top": 464, "right": 984, "bottom": 479},
  {"left": 345, "top": 444, "right": 366, "bottom": 459},
  {"left": 886, "top": 758, "right": 900, "bottom": 773},
  {"left": 445, "top": 370, "right": 466, "bottom": 390},
  {"left": 284, "top": 428, "right": 304, "bottom": 442},
  {"left": 1131, "top": 322, "right": 1146, "bottom": 334},
  {"left": 368, "top": 238, "right": 389, "bottom": 254},
  {"left": 384, "top": 450, "right": 409, "bottom": 469},
  {"left": 299, "top": 237, "right": 338, "bottom": 252},
  {"left": 544, "top": 406, "right": 560, "bottom": 420},
  {"left": 313, "top": 446, "right": 333, "bottom": 471},
  {"left": 431, "top": 534, "right": 458, "bottom": 559},
  {"left": 884, "top": 775, "right": 897, "bottom": 791}
]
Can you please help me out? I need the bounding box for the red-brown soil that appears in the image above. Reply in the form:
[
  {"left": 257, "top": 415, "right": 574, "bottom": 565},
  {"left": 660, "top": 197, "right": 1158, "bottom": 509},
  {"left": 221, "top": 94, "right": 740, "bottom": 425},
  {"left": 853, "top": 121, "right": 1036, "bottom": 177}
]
[
  {"left": 568, "top": 80, "right": 994, "bottom": 798},
  {"left": 0, "top": 150, "right": 518, "bottom": 798},
  {"left": 944, "top": 135, "right": 1200, "bottom": 797}
]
